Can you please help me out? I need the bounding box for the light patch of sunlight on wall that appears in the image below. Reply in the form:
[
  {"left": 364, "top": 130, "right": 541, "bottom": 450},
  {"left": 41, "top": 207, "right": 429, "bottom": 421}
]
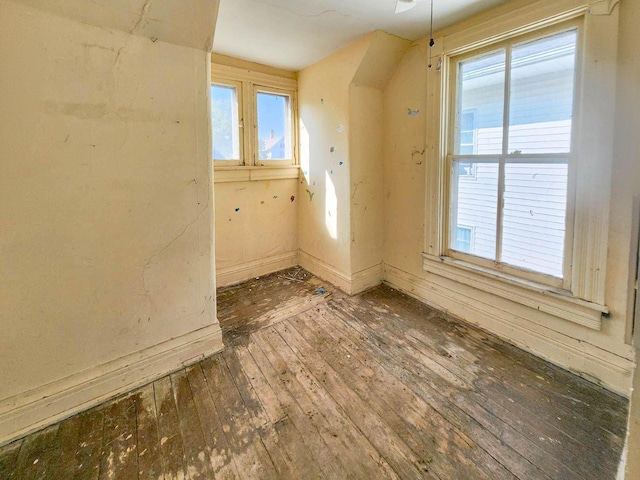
[
  {"left": 300, "top": 120, "right": 310, "bottom": 183},
  {"left": 325, "top": 171, "right": 337, "bottom": 239}
]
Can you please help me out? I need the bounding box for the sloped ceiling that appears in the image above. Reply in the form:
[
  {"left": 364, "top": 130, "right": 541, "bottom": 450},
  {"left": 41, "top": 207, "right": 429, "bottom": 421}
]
[
  {"left": 213, "top": 0, "right": 507, "bottom": 70},
  {"left": 7, "top": 0, "right": 220, "bottom": 50}
]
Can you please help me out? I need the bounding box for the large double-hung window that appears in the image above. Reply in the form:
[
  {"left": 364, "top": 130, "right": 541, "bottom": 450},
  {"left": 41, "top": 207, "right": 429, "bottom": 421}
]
[{"left": 448, "top": 24, "right": 578, "bottom": 288}]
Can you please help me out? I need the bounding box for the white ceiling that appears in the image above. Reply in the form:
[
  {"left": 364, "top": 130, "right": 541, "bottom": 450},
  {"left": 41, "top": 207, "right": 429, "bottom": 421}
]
[{"left": 213, "top": 0, "right": 507, "bottom": 71}]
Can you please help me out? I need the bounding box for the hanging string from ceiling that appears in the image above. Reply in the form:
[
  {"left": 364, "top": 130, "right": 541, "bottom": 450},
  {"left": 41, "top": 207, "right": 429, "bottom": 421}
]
[{"left": 428, "top": 0, "right": 435, "bottom": 68}]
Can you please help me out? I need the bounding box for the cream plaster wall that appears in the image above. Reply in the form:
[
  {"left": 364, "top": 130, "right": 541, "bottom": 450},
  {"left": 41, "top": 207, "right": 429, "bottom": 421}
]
[
  {"left": 0, "top": 0, "right": 220, "bottom": 444},
  {"left": 297, "top": 36, "right": 370, "bottom": 282},
  {"left": 349, "top": 85, "right": 385, "bottom": 275},
  {"left": 382, "top": 0, "right": 636, "bottom": 395},
  {"left": 615, "top": 0, "right": 640, "bottom": 475},
  {"left": 215, "top": 179, "right": 298, "bottom": 286},
  {"left": 298, "top": 32, "right": 408, "bottom": 292},
  {"left": 7, "top": 0, "right": 218, "bottom": 51},
  {"left": 382, "top": 41, "right": 429, "bottom": 273}
]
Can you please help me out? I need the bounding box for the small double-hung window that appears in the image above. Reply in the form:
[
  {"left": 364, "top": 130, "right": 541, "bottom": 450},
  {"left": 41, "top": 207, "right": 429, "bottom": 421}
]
[
  {"left": 211, "top": 75, "right": 296, "bottom": 167},
  {"left": 448, "top": 24, "right": 579, "bottom": 288}
]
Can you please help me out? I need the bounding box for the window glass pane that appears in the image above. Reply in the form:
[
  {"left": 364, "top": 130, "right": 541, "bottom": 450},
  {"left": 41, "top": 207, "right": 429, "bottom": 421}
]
[
  {"left": 257, "top": 92, "right": 291, "bottom": 160},
  {"left": 457, "top": 50, "right": 506, "bottom": 155},
  {"left": 501, "top": 161, "right": 568, "bottom": 277},
  {"left": 460, "top": 131, "right": 474, "bottom": 145},
  {"left": 451, "top": 159, "right": 498, "bottom": 260},
  {"left": 508, "top": 30, "right": 577, "bottom": 154},
  {"left": 211, "top": 84, "right": 240, "bottom": 160}
]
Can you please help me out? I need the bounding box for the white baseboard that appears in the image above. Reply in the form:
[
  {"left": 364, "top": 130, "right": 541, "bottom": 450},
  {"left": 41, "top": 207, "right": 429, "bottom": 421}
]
[
  {"left": 0, "top": 323, "right": 223, "bottom": 447},
  {"left": 351, "top": 263, "right": 385, "bottom": 294},
  {"left": 384, "top": 263, "right": 634, "bottom": 396},
  {"left": 216, "top": 251, "right": 298, "bottom": 287},
  {"left": 299, "top": 250, "right": 353, "bottom": 292},
  {"left": 298, "top": 251, "right": 383, "bottom": 295}
]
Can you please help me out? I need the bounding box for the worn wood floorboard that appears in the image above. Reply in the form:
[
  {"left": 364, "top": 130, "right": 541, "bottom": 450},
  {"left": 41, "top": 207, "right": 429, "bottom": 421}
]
[
  {"left": 0, "top": 268, "right": 628, "bottom": 479},
  {"left": 10, "top": 425, "right": 59, "bottom": 480},
  {"left": 357, "top": 288, "right": 628, "bottom": 463},
  {"left": 200, "top": 356, "right": 279, "bottom": 479},
  {"left": 316, "top": 297, "right": 585, "bottom": 480},
  {"left": 221, "top": 348, "right": 301, "bottom": 479},
  {"left": 232, "top": 340, "right": 326, "bottom": 479},
  {"left": 154, "top": 375, "right": 189, "bottom": 479},
  {"left": 135, "top": 383, "right": 164, "bottom": 480},
  {"left": 327, "top": 294, "right": 615, "bottom": 478},
  {"left": 72, "top": 405, "right": 106, "bottom": 480},
  {"left": 98, "top": 393, "right": 138, "bottom": 480},
  {"left": 171, "top": 369, "right": 214, "bottom": 480},
  {"left": 0, "top": 440, "right": 22, "bottom": 480},
  {"left": 185, "top": 364, "right": 240, "bottom": 479},
  {"left": 303, "top": 309, "right": 559, "bottom": 480},
  {"left": 286, "top": 312, "right": 533, "bottom": 480},
  {"left": 365, "top": 287, "right": 628, "bottom": 438}
]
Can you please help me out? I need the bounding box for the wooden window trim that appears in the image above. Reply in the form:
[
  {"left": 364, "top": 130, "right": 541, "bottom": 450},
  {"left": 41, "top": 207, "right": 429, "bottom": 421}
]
[
  {"left": 211, "top": 62, "right": 298, "bottom": 182},
  {"left": 444, "top": 20, "right": 580, "bottom": 289}
]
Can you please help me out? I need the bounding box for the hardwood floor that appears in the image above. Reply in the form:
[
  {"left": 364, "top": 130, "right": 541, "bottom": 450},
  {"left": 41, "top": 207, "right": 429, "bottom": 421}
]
[{"left": 0, "top": 267, "right": 628, "bottom": 479}]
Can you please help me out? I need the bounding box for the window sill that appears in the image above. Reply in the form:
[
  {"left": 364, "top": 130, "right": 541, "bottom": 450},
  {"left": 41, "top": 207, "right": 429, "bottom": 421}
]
[
  {"left": 214, "top": 165, "right": 299, "bottom": 183},
  {"left": 421, "top": 253, "right": 608, "bottom": 330}
]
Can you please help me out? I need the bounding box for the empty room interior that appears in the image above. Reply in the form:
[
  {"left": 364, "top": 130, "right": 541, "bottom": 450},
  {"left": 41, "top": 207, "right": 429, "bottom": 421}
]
[{"left": 2, "top": 0, "right": 640, "bottom": 478}]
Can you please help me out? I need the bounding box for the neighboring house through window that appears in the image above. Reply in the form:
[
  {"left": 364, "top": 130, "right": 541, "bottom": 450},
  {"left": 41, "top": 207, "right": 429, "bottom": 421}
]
[{"left": 454, "top": 226, "right": 474, "bottom": 253}]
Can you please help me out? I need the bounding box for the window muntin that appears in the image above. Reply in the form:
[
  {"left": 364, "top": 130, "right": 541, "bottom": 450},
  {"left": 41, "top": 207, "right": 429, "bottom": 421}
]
[
  {"left": 448, "top": 27, "right": 578, "bottom": 286},
  {"left": 211, "top": 82, "right": 242, "bottom": 163},
  {"left": 256, "top": 91, "right": 292, "bottom": 161}
]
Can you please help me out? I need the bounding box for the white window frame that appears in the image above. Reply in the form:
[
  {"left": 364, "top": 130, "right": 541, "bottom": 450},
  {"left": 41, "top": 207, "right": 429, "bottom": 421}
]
[
  {"left": 210, "top": 65, "right": 298, "bottom": 176},
  {"left": 445, "top": 21, "right": 580, "bottom": 290},
  {"left": 211, "top": 78, "right": 244, "bottom": 167},
  {"left": 422, "top": 2, "right": 620, "bottom": 330}
]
